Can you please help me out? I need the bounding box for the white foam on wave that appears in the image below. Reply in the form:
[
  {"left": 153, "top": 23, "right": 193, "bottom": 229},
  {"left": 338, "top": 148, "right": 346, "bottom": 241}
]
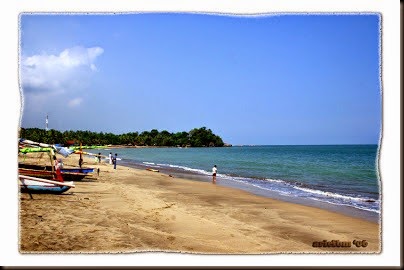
[
  {"left": 247, "top": 181, "right": 294, "bottom": 196},
  {"left": 224, "top": 175, "right": 380, "bottom": 214},
  {"left": 229, "top": 178, "right": 291, "bottom": 195},
  {"left": 157, "top": 163, "right": 211, "bottom": 176},
  {"left": 143, "top": 162, "right": 155, "bottom": 165},
  {"left": 293, "top": 186, "right": 378, "bottom": 203},
  {"left": 309, "top": 197, "right": 380, "bottom": 214},
  {"left": 264, "top": 178, "right": 286, "bottom": 184}
]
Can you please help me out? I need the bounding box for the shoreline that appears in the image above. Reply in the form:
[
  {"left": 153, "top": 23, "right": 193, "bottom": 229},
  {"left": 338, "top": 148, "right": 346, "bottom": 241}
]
[
  {"left": 113, "top": 154, "right": 380, "bottom": 223},
  {"left": 18, "top": 153, "right": 381, "bottom": 253}
]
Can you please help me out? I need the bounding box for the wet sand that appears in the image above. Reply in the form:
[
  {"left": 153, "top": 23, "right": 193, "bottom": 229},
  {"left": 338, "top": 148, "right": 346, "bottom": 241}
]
[{"left": 19, "top": 153, "right": 381, "bottom": 254}]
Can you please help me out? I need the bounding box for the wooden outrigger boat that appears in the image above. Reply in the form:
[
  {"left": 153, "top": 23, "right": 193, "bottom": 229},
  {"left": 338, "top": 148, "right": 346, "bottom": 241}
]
[
  {"left": 18, "top": 139, "right": 80, "bottom": 195},
  {"left": 19, "top": 174, "right": 75, "bottom": 194},
  {"left": 18, "top": 139, "right": 104, "bottom": 184},
  {"left": 18, "top": 163, "right": 95, "bottom": 175},
  {"left": 18, "top": 139, "right": 96, "bottom": 181},
  {"left": 18, "top": 167, "right": 88, "bottom": 181}
]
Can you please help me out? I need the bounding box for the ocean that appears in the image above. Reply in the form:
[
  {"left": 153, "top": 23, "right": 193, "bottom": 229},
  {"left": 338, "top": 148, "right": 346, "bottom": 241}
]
[{"left": 93, "top": 145, "right": 380, "bottom": 222}]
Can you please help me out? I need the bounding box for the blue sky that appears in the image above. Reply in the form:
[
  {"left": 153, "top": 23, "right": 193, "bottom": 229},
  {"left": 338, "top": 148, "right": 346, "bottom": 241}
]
[{"left": 19, "top": 13, "right": 381, "bottom": 145}]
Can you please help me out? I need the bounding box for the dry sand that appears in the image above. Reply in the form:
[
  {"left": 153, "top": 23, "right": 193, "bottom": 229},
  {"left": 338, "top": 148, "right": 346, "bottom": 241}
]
[{"left": 19, "top": 152, "right": 381, "bottom": 254}]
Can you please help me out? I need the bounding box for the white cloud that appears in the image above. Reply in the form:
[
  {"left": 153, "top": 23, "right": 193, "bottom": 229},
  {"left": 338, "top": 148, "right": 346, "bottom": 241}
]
[
  {"left": 68, "top": 97, "right": 83, "bottom": 107},
  {"left": 20, "top": 46, "right": 104, "bottom": 96}
]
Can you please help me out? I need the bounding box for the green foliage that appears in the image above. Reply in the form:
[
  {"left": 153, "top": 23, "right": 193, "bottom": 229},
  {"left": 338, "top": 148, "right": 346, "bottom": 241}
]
[
  {"left": 188, "top": 127, "right": 224, "bottom": 147},
  {"left": 19, "top": 127, "right": 226, "bottom": 147}
]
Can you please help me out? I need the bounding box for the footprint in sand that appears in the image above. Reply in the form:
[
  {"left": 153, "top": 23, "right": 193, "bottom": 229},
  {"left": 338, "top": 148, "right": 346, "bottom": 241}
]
[{"left": 167, "top": 236, "right": 176, "bottom": 241}]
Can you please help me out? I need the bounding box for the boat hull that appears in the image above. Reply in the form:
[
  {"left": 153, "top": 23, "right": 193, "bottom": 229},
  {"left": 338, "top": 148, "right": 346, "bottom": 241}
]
[
  {"left": 19, "top": 168, "right": 88, "bottom": 181},
  {"left": 20, "top": 184, "right": 71, "bottom": 194},
  {"left": 19, "top": 179, "right": 73, "bottom": 194},
  {"left": 61, "top": 168, "right": 94, "bottom": 174},
  {"left": 19, "top": 163, "right": 95, "bottom": 174}
]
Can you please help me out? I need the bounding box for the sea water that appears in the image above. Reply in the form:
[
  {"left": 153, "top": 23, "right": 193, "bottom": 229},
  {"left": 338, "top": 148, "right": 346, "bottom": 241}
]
[{"left": 94, "top": 145, "right": 380, "bottom": 221}]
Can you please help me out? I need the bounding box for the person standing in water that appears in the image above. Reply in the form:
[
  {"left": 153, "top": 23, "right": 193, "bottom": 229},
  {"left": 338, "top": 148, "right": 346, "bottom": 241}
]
[
  {"left": 212, "top": 165, "right": 217, "bottom": 183},
  {"left": 113, "top": 153, "right": 118, "bottom": 170},
  {"left": 109, "top": 152, "right": 113, "bottom": 165}
]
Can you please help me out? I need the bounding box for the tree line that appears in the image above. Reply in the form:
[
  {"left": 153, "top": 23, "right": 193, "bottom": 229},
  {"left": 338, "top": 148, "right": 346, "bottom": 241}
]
[{"left": 19, "top": 127, "right": 226, "bottom": 147}]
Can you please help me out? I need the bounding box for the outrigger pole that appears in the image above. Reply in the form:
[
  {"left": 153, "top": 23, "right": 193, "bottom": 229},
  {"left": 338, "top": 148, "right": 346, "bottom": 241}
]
[{"left": 19, "top": 139, "right": 74, "bottom": 158}]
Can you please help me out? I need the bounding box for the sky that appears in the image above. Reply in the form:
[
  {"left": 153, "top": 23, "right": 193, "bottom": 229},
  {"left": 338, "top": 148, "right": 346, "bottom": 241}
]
[{"left": 19, "top": 13, "right": 381, "bottom": 145}]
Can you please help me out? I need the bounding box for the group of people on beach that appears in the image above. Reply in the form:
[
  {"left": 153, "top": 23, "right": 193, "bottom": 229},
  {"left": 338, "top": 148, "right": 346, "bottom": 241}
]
[
  {"left": 56, "top": 150, "right": 216, "bottom": 180},
  {"left": 75, "top": 152, "right": 119, "bottom": 170}
]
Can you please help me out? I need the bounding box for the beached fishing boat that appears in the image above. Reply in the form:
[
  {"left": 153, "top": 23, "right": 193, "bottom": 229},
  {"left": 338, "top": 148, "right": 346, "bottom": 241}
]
[
  {"left": 19, "top": 175, "right": 74, "bottom": 194},
  {"left": 18, "top": 163, "right": 95, "bottom": 174},
  {"left": 18, "top": 139, "right": 95, "bottom": 181},
  {"left": 19, "top": 167, "right": 88, "bottom": 181}
]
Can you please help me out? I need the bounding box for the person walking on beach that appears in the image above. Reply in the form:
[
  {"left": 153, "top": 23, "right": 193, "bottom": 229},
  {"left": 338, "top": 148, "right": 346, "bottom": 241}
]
[
  {"left": 53, "top": 156, "right": 63, "bottom": 171},
  {"left": 113, "top": 153, "right": 118, "bottom": 169},
  {"left": 212, "top": 165, "right": 217, "bottom": 183},
  {"left": 109, "top": 152, "right": 113, "bottom": 165},
  {"left": 53, "top": 155, "right": 58, "bottom": 170},
  {"left": 57, "top": 158, "right": 63, "bottom": 170},
  {"left": 97, "top": 152, "right": 102, "bottom": 163},
  {"left": 53, "top": 157, "right": 63, "bottom": 182}
]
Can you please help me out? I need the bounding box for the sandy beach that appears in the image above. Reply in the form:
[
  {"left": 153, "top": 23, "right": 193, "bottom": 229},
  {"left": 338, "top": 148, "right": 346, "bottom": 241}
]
[{"left": 18, "top": 152, "right": 381, "bottom": 254}]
